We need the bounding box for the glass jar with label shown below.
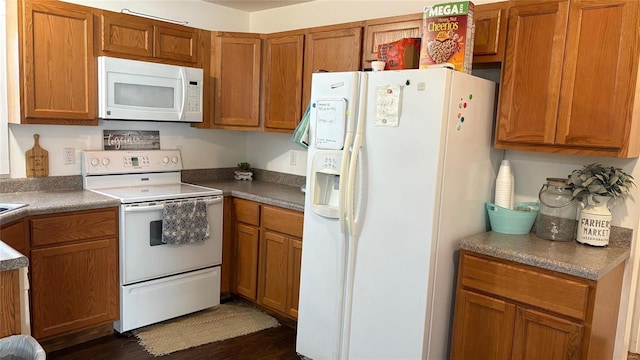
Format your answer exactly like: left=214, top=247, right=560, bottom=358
left=536, top=178, right=579, bottom=241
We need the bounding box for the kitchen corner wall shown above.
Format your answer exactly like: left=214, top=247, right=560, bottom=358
left=8, top=121, right=247, bottom=177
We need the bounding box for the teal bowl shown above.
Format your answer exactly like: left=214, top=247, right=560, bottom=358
left=486, top=202, right=539, bottom=235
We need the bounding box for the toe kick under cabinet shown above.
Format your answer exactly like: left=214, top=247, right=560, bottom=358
left=451, top=250, right=624, bottom=360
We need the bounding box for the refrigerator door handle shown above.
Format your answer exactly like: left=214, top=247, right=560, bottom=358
left=346, top=75, right=367, bottom=237
left=339, top=132, right=353, bottom=234
left=346, top=133, right=362, bottom=237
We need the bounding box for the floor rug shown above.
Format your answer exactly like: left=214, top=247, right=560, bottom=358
left=133, top=302, right=280, bottom=356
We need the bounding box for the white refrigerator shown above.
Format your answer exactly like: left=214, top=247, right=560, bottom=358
left=296, top=68, right=502, bottom=359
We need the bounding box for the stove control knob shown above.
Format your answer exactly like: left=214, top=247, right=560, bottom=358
left=90, top=158, right=99, bottom=167
left=171, top=156, right=179, bottom=164
left=101, top=158, right=110, bottom=166
left=162, top=156, right=170, bottom=164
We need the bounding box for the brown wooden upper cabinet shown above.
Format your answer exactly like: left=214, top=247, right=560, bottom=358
left=261, top=31, right=305, bottom=132
left=9, top=0, right=97, bottom=125
left=210, top=33, right=262, bottom=130
left=359, top=4, right=508, bottom=69
left=495, top=0, right=640, bottom=158
left=98, top=11, right=200, bottom=65
left=302, top=25, right=363, bottom=114
left=361, top=14, right=422, bottom=70
left=472, top=1, right=509, bottom=63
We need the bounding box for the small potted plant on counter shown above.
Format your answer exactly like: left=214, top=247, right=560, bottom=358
left=234, top=162, right=253, bottom=181
left=567, top=163, right=634, bottom=246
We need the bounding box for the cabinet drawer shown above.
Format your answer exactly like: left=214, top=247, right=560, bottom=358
left=235, top=199, right=260, bottom=226
left=31, top=208, right=118, bottom=247
left=459, top=252, right=590, bottom=320
left=262, top=206, right=303, bottom=238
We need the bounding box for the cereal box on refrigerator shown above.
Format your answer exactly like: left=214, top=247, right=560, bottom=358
left=419, top=1, right=475, bottom=73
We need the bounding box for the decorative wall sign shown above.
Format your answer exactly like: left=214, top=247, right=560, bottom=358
left=103, top=130, right=161, bottom=150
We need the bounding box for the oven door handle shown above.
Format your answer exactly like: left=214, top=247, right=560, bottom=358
left=124, top=204, right=165, bottom=213
left=123, top=197, right=223, bottom=213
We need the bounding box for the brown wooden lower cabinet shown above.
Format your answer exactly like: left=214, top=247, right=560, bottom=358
left=232, top=198, right=303, bottom=320
left=0, top=269, right=21, bottom=337
left=29, top=207, right=119, bottom=351
left=451, top=250, right=624, bottom=360
left=234, top=222, right=260, bottom=301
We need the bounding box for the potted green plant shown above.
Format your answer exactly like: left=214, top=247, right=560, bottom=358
left=566, top=163, right=634, bottom=246
left=234, top=162, right=253, bottom=181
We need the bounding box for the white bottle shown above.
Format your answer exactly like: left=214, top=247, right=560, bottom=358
left=495, top=160, right=514, bottom=209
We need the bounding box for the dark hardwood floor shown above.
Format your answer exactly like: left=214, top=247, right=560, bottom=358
left=48, top=323, right=299, bottom=360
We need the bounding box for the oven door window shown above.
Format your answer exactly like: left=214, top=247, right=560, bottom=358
left=149, top=219, right=164, bottom=246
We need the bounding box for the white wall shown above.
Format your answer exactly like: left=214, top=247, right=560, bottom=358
left=249, top=0, right=497, bottom=33
left=246, top=132, right=308, bottom=176
left=9, top=121, right=247, bottom=177
left=62, top=0, right=250, bottom=31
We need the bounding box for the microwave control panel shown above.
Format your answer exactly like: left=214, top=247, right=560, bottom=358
left=187, top=81, right=201, bottom=112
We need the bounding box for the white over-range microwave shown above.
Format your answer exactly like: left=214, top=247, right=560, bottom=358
left=98, top=56, right=203, bottom=123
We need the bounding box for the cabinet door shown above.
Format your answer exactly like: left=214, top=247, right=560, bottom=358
left=258, top=231, right=288, bottom=313
left=555, top=0, right=639, bottom=151
left=262, top=33, right=304, bottom=132
left=287, top=238, right=302, bottom=319
left=361, top=14, right=422, bottom=69
left=213, top=34, right=261, bottom=128
left=0, top=270, right=20, bottom=337
left=99, top=12, right=153, bottom=57
left=20, top=0, right=96, bottom=124
left=154, top=25, right=198, bottom=63
left=473, top=2, right=508, bottom=63
left=511, top=307, right=583, bottom=360
left=30, top=239, right=118, bottom=339
left=302, top=27, right=362, bottom=110
left=450, top=289, right=516, bottom=360
left=234, top=223, right=260, bottom=300
left=0, top=219, right=28, bottom=255
left=496, top=1, right=569, bottom=145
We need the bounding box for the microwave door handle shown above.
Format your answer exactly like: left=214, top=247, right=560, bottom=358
left=179, top=67, right=187, bottom=120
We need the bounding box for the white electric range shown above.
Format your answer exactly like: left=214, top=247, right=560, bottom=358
left=82, top=149, right=223, bottom=333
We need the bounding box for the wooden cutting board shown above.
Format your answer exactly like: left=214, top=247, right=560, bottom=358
left=26, top=134, right=49, bottom=177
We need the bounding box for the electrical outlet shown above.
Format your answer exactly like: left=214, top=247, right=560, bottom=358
left=290, top=151, right=297, bottom=166
left=63, top=148, right=75, bottom=165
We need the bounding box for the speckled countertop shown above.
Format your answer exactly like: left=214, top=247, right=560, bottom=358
left=0, top=241, right=28, bottom=271
left=0, top=190, right=121, bottom=271
left=459, top=231, right=630, bottom=280
left=189, top=180, right=305, bottom=212
left=0, top=178, right=304, bottom=270
left=0, top=190, right=121, bottom=225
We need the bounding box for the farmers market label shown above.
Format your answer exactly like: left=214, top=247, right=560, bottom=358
left=577, top=214, right=611, bottom=246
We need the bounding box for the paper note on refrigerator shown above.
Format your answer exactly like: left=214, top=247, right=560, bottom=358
left=375, top=85, right=401, bottom=127
left=315, top=99, right=347, bottom=150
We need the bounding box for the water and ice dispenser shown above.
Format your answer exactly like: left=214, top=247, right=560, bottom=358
left=310, top=151, right=343, bottom=218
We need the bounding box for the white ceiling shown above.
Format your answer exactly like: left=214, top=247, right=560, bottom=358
left=203, top=0, right=313, bottom=12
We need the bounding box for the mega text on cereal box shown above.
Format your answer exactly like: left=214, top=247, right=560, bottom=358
left=419, top=1, right=474, bottom=73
